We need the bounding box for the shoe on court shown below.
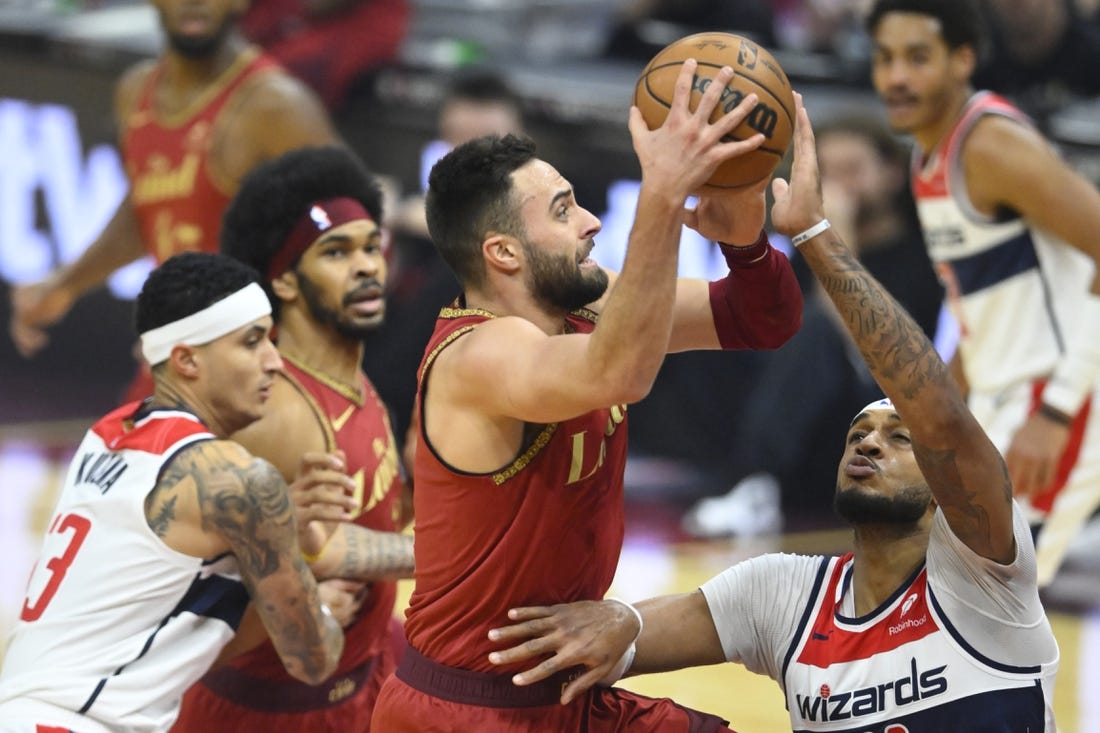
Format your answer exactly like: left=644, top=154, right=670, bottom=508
left=682, top=473, right=783, bottom=539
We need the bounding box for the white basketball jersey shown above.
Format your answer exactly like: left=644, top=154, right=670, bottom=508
left=912, top=91, right=1095, bottom=395
left=783, top=554, right=1051, bottom=732
left=0, top=404, right=249, bottom=733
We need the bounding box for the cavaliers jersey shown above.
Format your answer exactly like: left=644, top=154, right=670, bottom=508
left=222, top=356, right=404, bottom=679
left=404, top=304, right=629, bottom=673
left=121, top=48, right=279, bottom=262
left=911, top=91, right=1095, bottom=395
left=702, top=504, right=1058, bottom=731
left=0, top=404, right=249, bottom=732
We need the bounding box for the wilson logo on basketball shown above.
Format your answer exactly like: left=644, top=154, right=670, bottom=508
left=690, top=76, right=780, bottom=140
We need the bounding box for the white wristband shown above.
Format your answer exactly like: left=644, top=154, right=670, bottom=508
left=1042, top=293, right=1100, bottom=416
left=606, top=597, right=643, bottom=641
left=598, top=642, right=637, bottom=686
left=791, top=218, right=831, bottom=247
left=599, top=597, right=643, bottom=686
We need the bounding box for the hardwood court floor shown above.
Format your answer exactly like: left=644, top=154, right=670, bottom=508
left=2, top=425, right=1098, bottom=731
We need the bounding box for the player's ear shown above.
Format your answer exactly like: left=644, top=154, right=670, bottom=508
left=270, top=271, right=298, bottom=303
left=482, top=233, right=520, bottom=275
left=167, top=344, right=200, bottom=379
left=950, top=43, right=976, bottom=83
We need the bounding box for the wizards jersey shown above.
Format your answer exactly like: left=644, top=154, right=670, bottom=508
left=0, top=404, right=249, bottom=732
left=701, top=504, right=1058, bottom=732
left=911, top=91, right=1094, bottom=395
left=782, top=554, right=1049, bottom=731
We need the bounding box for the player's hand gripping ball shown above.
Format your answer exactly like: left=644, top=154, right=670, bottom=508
left=633, top=32, right=795, bottom=189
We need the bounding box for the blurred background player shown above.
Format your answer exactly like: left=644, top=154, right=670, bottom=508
left=9, top=0, right=339, bottom=401
left=867, top=0, right=1100, bottom=587
left=0, top=252, right=344, bottom=733
left=172, top=146, right=412, bottom=732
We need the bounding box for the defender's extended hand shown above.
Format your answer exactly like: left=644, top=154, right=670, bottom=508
left=487, top=600, right=639, bottom=705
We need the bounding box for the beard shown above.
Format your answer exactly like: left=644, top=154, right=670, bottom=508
left=164, top=14, right=237, bottom=59
left=296, top=271, right=384, bottom=341
left=523, top=239, right=609, bottom=313
left=833, top=483, right=930, bottom=526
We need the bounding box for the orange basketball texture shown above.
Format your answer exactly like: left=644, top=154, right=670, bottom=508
left=633, top=32, right=795, bottom=189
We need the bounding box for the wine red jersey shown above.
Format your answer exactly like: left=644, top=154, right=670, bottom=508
left=227, top=356, right=404, bottom=678
left=121, top=48, right=279, bottom=262
left=404, top=304, right=629, bottom=673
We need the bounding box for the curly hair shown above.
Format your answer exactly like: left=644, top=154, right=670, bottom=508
left=865, top=0, right=984, bottom=52
left=220, top=146, right=383, bottom=305
left=425, top=134, right=537, bottom=289
left=134, top=251, right=261, bottom=335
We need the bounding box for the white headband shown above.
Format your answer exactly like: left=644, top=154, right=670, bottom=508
left=858, top=398, right=896, bottom=414
left=140, top=282, right=271, bottom=365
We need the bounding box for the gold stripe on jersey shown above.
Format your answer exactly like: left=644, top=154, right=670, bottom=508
left=491, top=423, right=558, bottom=486
left=438, top=305, right=497, bottom=320
left=281, top=352, right=364, bottom=406
left=277, top=370, right=337, bottom=451
left=418, top=325, right=477, bottom=383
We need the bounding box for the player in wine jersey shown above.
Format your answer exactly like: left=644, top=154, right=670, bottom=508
left=0, top=252, right=344, bottom=733
left=865, top=0, right=1100, bottom=587
left=370, top=61, right=803, bottom=732
left=9, top=0, right=339, bottom=399
left=170, top=146, right=413, bottom=732
left=487, top=95, right=1060, bottom=733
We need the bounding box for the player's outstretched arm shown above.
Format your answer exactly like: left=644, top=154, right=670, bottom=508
left=160, top=440, right=344, bottom=684
left=487, top=592, right=722, bottom=704
left=772, top=95, right=1014, bottom=563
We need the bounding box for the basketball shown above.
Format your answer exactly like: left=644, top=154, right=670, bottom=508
left=633, top=32, right=795, bottom=189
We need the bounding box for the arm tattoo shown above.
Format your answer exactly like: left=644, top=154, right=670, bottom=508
left=162, top=443, right=292, bottom=580
left=148, top=494, right=177, bottom=538
left=803, top=235, right=1014, bottom=557
left=160, top=441, right=343, bottom=682
left=335, top=527, right=415, bottom=580
left=815, top=249, right=948, bottom=403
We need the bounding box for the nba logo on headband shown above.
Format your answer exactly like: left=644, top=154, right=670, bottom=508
left=310, top=205, right=333, bottom=231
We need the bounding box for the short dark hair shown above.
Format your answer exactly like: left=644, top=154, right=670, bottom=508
left=134, top=252, right=261, bottom=335
left=425, top=134, right=537, bottom=288
left=865, top=0, right=984, bottom=52
left=220, top=145, right=383, bottom=311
